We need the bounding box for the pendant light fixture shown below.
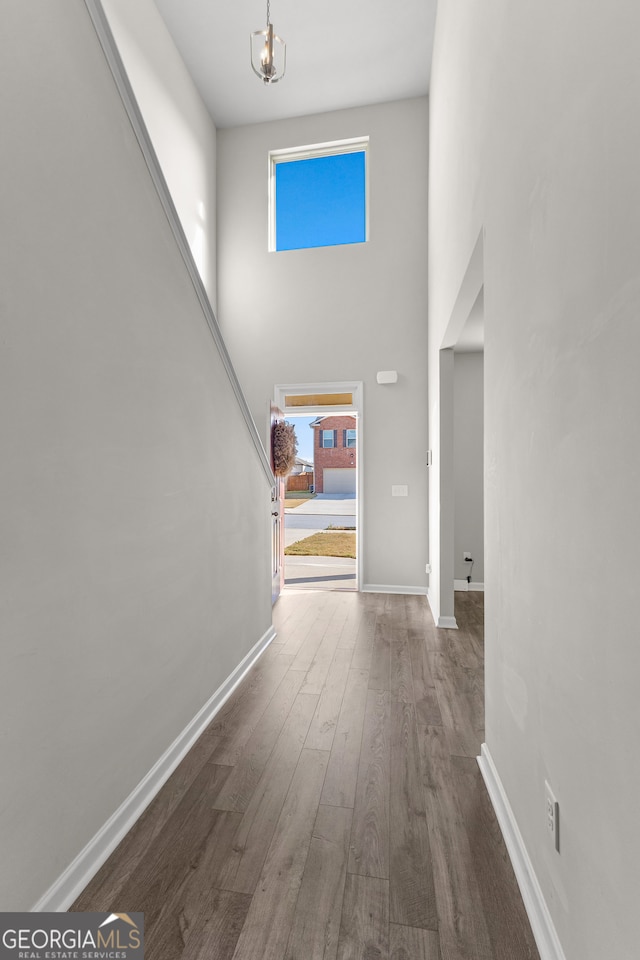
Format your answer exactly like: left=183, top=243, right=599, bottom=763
left=250, top=0, right=286, bottom=84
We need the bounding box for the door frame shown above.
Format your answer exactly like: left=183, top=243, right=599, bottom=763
left=430, top=228, right=484, bottom=627
left=274, top=380, right=363, bottom=592
left=269, top=403, right=285, bottom=605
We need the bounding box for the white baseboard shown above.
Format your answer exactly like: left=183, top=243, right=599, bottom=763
left=427, top=587, right=437, bottom=622
left=426, top=590, right=458, bottom=627
left=33, top=624, right=277, bottom=912
left=477, top=744, right=567, bottom=960
left=362, top=584, right=428, bottom=596
left=454, top=579, right=485, bottom=592
left=436, top=615, right=458, bottom=629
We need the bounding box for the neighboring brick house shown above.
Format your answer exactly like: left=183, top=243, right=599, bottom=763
left=310, top=416, right=357, bottom=494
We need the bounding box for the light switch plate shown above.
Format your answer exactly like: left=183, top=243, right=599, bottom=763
left=392, top=485, right=408, bottom=497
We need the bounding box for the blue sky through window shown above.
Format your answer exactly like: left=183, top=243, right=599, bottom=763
left=286, top=416, right=315, bottom=462
left=275, top=151, right=366, bottom=251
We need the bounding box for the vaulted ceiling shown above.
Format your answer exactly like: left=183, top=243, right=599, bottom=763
left=155, top=0, right=437, bottom=129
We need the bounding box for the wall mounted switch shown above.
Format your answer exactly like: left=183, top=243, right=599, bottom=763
left=392, top=485, right=408, bottom=497
left=545, top=780, right=560, bottom=852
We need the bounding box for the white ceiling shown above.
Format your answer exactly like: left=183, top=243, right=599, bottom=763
left=154, top=0, right=436, bottom=129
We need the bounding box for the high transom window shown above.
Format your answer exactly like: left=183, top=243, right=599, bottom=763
left=269, top=138, right=369, bottom=252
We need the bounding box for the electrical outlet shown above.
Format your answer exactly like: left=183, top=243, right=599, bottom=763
left=545, top=780, right=560, bottom=852
left=425, top=563, right=432, bottom=574
left=463, top=551, right=473, bottom=562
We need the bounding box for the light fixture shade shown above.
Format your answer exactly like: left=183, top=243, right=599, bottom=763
left=250, top=23, right=286, bottom=84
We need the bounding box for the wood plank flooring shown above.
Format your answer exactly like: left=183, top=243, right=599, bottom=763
left=72, top=590, right=539, bottom=960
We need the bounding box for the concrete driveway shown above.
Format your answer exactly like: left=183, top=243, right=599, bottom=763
left=284, top=493, right=357, bottom=530
left=284, top=494, right=356, bottom=531
left=285, top=494, right=356, bottom=516
left=285, top=513, right=355, bottom=531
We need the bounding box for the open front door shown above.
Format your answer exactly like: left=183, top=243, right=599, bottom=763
left=270, top=404, right=285, bottom=604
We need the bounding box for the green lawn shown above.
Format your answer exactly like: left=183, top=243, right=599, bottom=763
left=285, top=531, right=356, bottom=559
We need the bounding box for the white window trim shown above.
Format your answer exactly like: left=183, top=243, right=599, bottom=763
left=268, top=137, right=370, bottom=253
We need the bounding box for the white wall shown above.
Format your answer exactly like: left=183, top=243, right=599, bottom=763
left=430, top=2, right=640, bottom=958
left=453, top=352, right=484, bottom=583
left=217, top=99, right=429, bottom=590
left=0, top=0, right=271, bottom=909
left=101, top=0, right=218, bottom=308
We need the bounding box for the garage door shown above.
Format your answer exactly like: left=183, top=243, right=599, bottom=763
left=323, top=468, right=357, bottom=495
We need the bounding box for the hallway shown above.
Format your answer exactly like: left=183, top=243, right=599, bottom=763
left=73, top=591, right=538, bottom=960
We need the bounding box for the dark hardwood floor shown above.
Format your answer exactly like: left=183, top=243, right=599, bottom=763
left=72, top=590, right=540, bottom=960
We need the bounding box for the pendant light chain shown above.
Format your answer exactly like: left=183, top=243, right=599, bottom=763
left=250, top=0, right=286, bottom=84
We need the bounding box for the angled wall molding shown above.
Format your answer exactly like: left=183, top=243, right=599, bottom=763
left=441, top=229, right=485, bottom=350
left=83, top=0, right=274, bottom=487
left=478, top=744, right=567, bottom=960
left=33, top=625, right=276, bottom=912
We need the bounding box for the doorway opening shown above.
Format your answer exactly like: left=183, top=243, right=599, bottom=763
left=453, top=322, right=484, bottom=596
left=274, top=382, right=363, bottom=592
left=432, top=229, right=484, bottom=628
